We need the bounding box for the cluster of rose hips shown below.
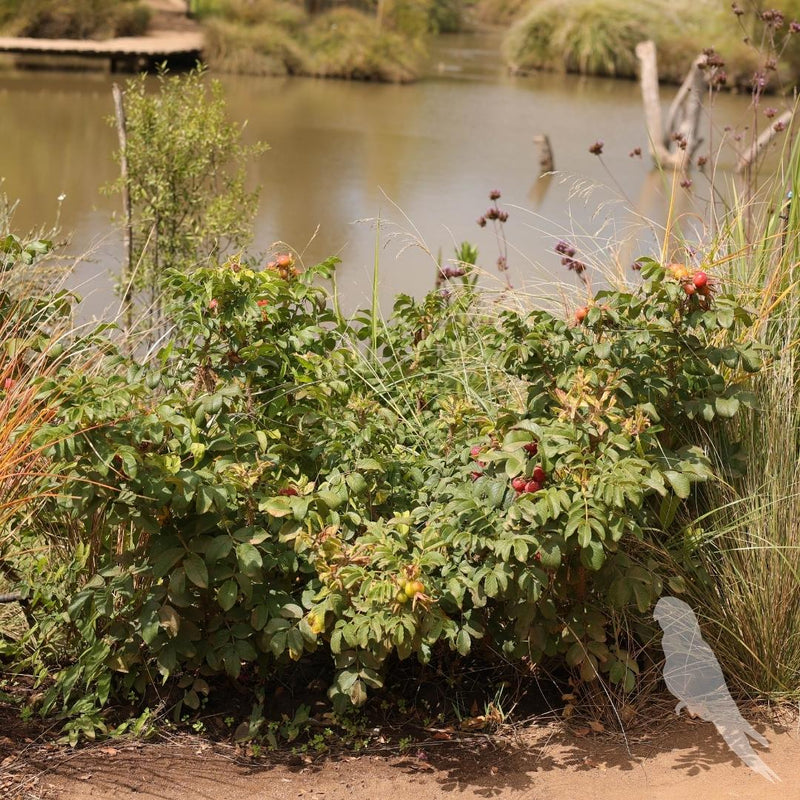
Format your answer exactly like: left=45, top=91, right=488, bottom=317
left=666, top=264, right=714, bottom=303
left=469, top=444, right=486, bottom=480
left=395, top=578, right=425, bottom=605
left=511, top=441, right=547, bottom=495
left=267, top=252, right=298, bottom=280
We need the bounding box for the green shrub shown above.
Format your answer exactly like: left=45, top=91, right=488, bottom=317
left=202, top=3, right=422, bottom=82
left=503, top=0, right=660, bottom=78
left=303, top=7, right=421, bottom=82
left=471, top=0, right=528, bottom=26
left=204, top=18, right=310, bottom=75
left=1, top=0, right=150, bottom=40
left=20, top=246, right=763, bottom=737
left=502, top=0, right=800, bottom=85
left=108, top=68, right=267, bottom=333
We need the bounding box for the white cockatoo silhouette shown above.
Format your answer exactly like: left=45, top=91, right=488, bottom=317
left=654, top=596, right=779, bottom=783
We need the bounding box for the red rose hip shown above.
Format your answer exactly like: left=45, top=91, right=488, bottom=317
left=511, top=476, right=527, bottom=493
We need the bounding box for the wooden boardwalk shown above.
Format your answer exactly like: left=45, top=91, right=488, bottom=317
left=0, top=30, right=203, bottom=71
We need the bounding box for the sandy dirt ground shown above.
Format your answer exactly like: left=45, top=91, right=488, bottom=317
left=4, top=716, right=800, bottom=800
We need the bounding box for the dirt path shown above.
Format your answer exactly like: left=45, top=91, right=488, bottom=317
left=5, top=717, right=800, bottom=800
left=145, top=1, right=202, bottom=36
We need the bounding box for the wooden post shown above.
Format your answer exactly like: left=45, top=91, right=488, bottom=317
left=533, top=134, right=554, bottom=173
left=635, top=41, right=671, bottom=167
left=737, top=110, right=793, bottom=173
left=112, top=83, right=134, bottom=333
left=636, top=41, right=707, bottom=172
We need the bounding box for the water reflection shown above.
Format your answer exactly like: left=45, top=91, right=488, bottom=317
left=0, top=35, right=771, bottom=322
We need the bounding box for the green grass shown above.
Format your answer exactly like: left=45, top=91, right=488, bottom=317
left=0, top=0, right=150, bottom=40
left=503, top=0, right=791, bottom=86
left=639, top=128, right=800, bottom=702
left=203, top=3, right=423, bottom=82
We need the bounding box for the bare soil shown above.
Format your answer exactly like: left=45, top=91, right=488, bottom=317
left=3, top=707, right=799, bottom=800
left=145, top=1, right=201, bottom=36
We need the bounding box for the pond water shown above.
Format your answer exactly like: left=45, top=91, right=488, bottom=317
left=0, top=33, right=770, bottom=321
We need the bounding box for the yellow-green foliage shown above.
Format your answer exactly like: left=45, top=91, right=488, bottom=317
left=304, top=7, right=421, bottom=82
left=471, top=0, right=529, bottom=26
left=0, top=0, right=150, bottom=40
left=503, top=0, right=658, bottom=79
left=203, top=17, right=308, bottom=76
left=203, top=2, right=423, bottom=81
left=504, top=0, right=800, bottom=85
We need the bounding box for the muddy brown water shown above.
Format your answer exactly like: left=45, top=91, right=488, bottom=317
left=0, top=34, right=770, bottom=322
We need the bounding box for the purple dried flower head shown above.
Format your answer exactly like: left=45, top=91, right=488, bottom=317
left=588, top=140, right=604, bottom=155
left=564, top=258, right=587, bottom=275
left=489, top=189, right=501, bottom=201
left=712, top=70, right=728, bottom=87
left=629, top=147, right=642, bottom=158
left=555, top=240, right=577, bottom=258
left=752, top=70, right=767, bottom=89
left=761, top=8, right=784, bottom=27
left=724, top=125, right=732, bottom=132
left=703, top=48, right=725, bottom=68
left=764, top=107, right=778, bottom=119
left=774, top=120, right=787, bottom=132
left=697, top=154, right=708, bottom=167
left=498, top=210, right=509, bottom=223
left=671, top=131, right=688, bottom=150
left=485, top=207, right=499, bottom=221
left=496, top=256, right=508, bottom=272
left=440, top=287, right=452, bottom=301
left=731, top=1, right=744, bottom=16
left=791, top=20, right=800, bottom=33
left=765, top=57, right=778, bottom=71
left=477, top=216, right=487, bottom=228
left=680, top=178, right=693, bottom=189
left=442, top=265, right=466, bottom=279
left=631, top=260, right=643, bottom=272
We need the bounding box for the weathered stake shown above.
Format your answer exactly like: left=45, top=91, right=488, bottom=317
left=112, top=83, right=134, bottom=334
left=635, top=40, right=705, bottom=172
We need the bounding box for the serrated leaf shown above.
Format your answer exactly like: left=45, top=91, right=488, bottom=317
left=158, top=605, right=180, bottom=637
left=183, top=554, right=208, bottom=588
left=236, top=543, right=263, bottom=576
left=345, top=472, right=367, bottom=495
left=349, top=678, right=368, bottom=706
left=665, top=470, right=691, bottom=499
left=206, top=535, right=232, bottom=562
left=715, top=396, right=740, bottom=418
left=217, top=580, right=238, bottom=611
